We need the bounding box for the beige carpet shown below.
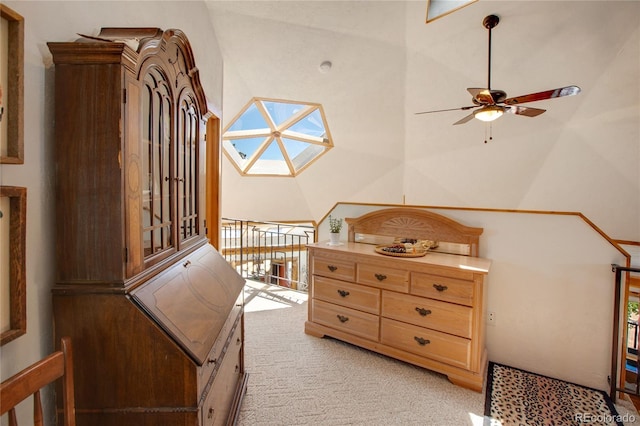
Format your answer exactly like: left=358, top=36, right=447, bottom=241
left=238, top=282, right=486, bottom=425
left=237, top=282, right=639, bottom=425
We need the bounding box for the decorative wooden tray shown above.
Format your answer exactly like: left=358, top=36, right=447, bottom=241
left=374, top=245, right=428, bottom=258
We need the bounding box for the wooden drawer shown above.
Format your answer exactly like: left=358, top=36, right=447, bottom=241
left=197, top=295, right=243, bottom=396
left=312, top=255, right=356, bottom=281
left=311, top=299, right=379, bottom=341
left=201, top=343, right=243, bottom=426
left=411, top=272, right=475, bottom=306
left=312, top=276, right=380, bottom=314
left=357, top=263, right=409, bottom=293
left=381, top=318, right=471, bottom=369
left=381, top=291, right=472, bottom=338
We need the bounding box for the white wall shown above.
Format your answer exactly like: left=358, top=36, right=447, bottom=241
left=323, top=203, right=628, bottom=391
left=212, top=1, right=408, bottom=221
left=404, top=0, right=640, bottom=243
left=0, top=1, right=223, bottom=423
left=214, top=1, right=640, bottom=242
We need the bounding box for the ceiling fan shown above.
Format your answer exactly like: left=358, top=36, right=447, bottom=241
left=416, top=14, right=581, bottom=125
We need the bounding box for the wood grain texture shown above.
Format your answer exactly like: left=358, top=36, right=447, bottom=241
left=307, top=209, right=490, bottom=392
left=48, top=28, right=243, bottom=425
left=346, top=207, right=483, bottom=257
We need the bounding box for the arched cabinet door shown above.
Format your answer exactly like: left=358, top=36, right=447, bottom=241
left=139, top=65, right=176, bottom=268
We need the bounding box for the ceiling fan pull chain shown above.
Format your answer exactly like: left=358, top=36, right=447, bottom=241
left=484, top=123, right=494, bottom=144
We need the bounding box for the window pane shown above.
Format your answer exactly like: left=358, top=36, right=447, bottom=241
left=247, top=139, right=289, bottom=175
left=289, top=109, right=326, bottom=138
left=261, top=100, right=304, bottom=127
left=229, top=102, right=270, bottom=132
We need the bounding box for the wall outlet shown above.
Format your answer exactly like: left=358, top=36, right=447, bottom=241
left=487, top=311, right=496, bottom=326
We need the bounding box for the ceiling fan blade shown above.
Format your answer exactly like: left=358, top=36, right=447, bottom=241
left=415, top=106, right=477, bottom=115
left=505, top=105, right=546, bottom=117
left=453, top=113, right=476, bottom=125
left=503, top=85, right=581, bottom=106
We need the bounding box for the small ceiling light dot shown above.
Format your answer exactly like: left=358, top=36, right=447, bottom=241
left=319, top=60, right=332, bottom=73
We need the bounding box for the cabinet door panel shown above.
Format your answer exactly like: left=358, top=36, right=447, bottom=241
left=177, top=95, right=201, bottom=245
left=141, top=67, right=174, bottom=262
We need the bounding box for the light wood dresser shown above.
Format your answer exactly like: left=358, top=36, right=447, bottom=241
left=305, top=208, right=491, bottom=391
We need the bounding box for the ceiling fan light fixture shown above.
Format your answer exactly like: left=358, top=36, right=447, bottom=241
left=474, top=106, right=504, bottom=122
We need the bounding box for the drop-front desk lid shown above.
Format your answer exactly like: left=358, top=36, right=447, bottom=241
left=131, top=243, right=245, bottom=365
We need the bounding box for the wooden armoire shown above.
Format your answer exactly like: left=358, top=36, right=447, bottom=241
left=48, top=28, right=247, bottom=425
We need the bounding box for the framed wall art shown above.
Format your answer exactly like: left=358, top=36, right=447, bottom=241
left=1, top=186, right=26, bottom=345
left=0, top=4, right=24, bottom=164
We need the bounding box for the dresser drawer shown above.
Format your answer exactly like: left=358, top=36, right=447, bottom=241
left=411, top=272, right=475, bottom=306
left=357, top=263, right=409, bottom=293
left=201, top=343, right=243, bottom=426
left=381, top=318, right=471, bottom=369
left=311, top=299, right=379, bottom=341
left=313, top=276, right=380, bottom=314
left=381, top=291, right=472, bottom=338
left=197, top=295, right=243, bottom=396
left=312, top=255, right=356, bottom=281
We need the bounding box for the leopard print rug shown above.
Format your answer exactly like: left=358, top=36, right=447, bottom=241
left=484, top=362, right=623, bottom=425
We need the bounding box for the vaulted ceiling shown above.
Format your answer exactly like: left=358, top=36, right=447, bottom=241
left=206, top=0, right=640, bottom=240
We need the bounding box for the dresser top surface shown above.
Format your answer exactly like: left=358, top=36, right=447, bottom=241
left=308, top=241, right=491, bottom=274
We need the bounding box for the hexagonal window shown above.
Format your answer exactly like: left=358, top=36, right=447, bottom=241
left=222, top=98, right=334, bottom=176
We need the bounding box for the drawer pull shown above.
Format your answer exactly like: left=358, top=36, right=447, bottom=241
left=415, top=307, right=432, bottom=317
left=375, top=273, right=387, bottom=282
left=414, top=336, right=430, bottom=346
left=236, top=337, right=241, bottom=345
left=208, top=407, right=214, bottom=419
left=337, top=289, right=350, bottom=297
left=207, top=357, right=217, bottom=365
left=328, top=265, right=338, bottom=272
left=183, top=260, right=191, bottom=268
left=235, top=365, right=240, bottom=372
left=433, top=284, right=448, bottom=292
left=337, top=315, right=349, bottom=323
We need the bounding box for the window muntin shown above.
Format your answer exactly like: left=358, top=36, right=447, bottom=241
left=223, top=98, right=333, bottom=176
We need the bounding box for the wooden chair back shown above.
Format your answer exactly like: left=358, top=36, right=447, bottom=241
left=0, top=337, right=76, bottom=426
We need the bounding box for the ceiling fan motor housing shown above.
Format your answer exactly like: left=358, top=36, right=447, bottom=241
left=483, top=14, right=500, bottom=30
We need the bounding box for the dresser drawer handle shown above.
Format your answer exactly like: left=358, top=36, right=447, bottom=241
left=414, top=336, right=430, bottom=346
left=183, top=260, right=191, bottom=268
left=208, top=407, right=214, bottom=419
left=375, top=273, right=387, bottom=281
left=415, top=307, right=432, bottom=317
left=337, top=289, right=350, bottom=297
left=207, top=357, right=217, bottom=365
left=328, top=265, right=338, bottom=272
left=433, top=284, right=448, bottom=292
left=337, top=315, right=349, bottom=323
